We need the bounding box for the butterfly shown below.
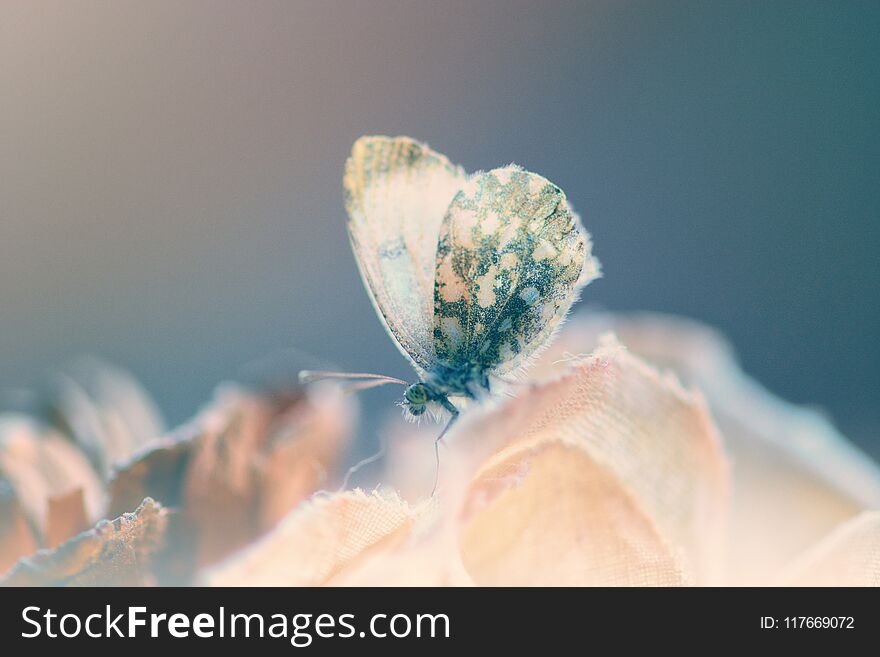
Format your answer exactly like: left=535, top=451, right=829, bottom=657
left=301, top=136, right=600, bottom=487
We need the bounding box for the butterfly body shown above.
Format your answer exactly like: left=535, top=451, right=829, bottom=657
left=401, top=360, right=491, bottom=418
left=316, top=136, right=600, bottom=432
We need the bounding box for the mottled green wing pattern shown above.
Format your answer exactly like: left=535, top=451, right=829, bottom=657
left=433, top=166, right=600, bottom=376
left=345, top=136, right=467, bottom=374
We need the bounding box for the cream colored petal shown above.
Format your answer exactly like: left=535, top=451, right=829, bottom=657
left=460, top=441, right=689, bottom=585
left=45, top=488, right=90, bottom=549
left=541, top=312, right=880, bottom=584
left=0, top=415, right=105, bottom=534
left=182, top=385, right=354, bottom=566
left=0, top=485, right=38, bottom=574
left=325, top=504, right=470, bottom=586
left=48, top=358, right=165, bottom=480
left=107, top=383, right=354, bottom=571
left=448, top=335, right=729, bottom=585
left=781, top=511, right=880, bottom=586
left=181, top=386, right=283, bottom=565
left=203, top=489, right=428, bottom=586
left=258, top=385, right=353, bottom=529
left=0, top=497, right=168, bottom=587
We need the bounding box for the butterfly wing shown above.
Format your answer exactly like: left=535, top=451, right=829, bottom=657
left=432, top=166, right=600, bottom=376
left=345, top=136, right=467, bottom=375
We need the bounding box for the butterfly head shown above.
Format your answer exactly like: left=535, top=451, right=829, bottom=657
left=401, top=380, right=461, bottom=422
left=402, top=382, right=431, bottom=417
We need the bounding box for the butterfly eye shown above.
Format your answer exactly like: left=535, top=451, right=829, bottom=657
left=405, top=383, right=429, bottom=405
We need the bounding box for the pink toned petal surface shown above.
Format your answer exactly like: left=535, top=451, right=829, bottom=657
left=107, top=384, right=354, bottom=571
left=0, top=415, right=104, bottom=537
left=204, top=490, right=427, bottom=586
left=781, top=511, right=880, bottom=586
left=0, top=497, right=168, bottom=587
left=0, top=484, right=38, bottom=574
left=542, top=313, right=880, bottom=584
left=449, top=336, right=728, bottom=585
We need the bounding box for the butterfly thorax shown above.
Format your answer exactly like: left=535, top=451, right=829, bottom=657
left=402, top=362, right=489, bottom=419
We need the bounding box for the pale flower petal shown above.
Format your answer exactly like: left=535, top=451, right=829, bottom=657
left=226, top=334, right=729, bottom=587
left=781, top=511, right=880, bottom=586
left=0, top=415, right=105, bottom=534
left=48, top=357, right=165, bottom=479
left=450, top=335, right=728, bottom=585
left=0, top=484, right=38, bottom=573
left=109, top=383, right=354, bottom=570
left=45, top=488, right=90, bottom=549
left=0, top=497, right=168, bottom=587
left=459, top=441, right=689, bottom=585
left=541, top=313, right=880, bottom=584
left=204, top=490, right=428, bottom=586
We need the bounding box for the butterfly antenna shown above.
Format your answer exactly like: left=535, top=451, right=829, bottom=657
left=431, top=409, right=460, bottom=497
left=339, top=378, right=406, bottom=394
left=298, top=370, right=407, bottom=386
left=338, top=432, right=388, bottom=492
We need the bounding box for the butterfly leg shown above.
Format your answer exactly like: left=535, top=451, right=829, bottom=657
left=338, top=432, right=388, bottom=492
left=481, top=370, right=491, bottom=391
left=431, top=406, right=460, bottom=497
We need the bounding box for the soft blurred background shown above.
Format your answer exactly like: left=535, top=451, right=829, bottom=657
left=1, top=1, right=878, bottom=460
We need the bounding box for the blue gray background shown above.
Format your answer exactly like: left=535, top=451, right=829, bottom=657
left=1, top=1, right=878, bottom=457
